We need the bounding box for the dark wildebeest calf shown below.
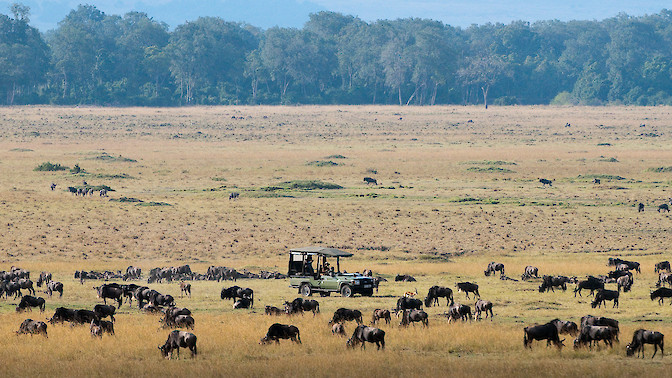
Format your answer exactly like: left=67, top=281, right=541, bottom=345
left=626, top=329, right=664, bottom=358
left=399, top=309, right=428, bottom=327
left=347, top=325, right=385, bottom=350
left=424, top=286, right=453, bottom=307
left=265, top=306, right=284, bottom=316
left=17, top=319, right=48, bottom=337
left=260, top=323, right=301, bottom=345
left=456, top=282, right=480, bottom=299
left=159, top=330, right=197, bottom=358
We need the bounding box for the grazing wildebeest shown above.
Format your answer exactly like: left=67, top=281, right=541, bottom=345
left=591, top=289, right=619, bottom=308
left=550, top=319, right=578, bottom=337
left=593, top=178, right=600, bottom=184
left=394, top=274, right=416, bottom=282
left=259, top=323, right=301, bottom=345
left=229, top=192, right=239, bottom=200
left=400, top=309, right=429, bottom=327
left=179, top=282, right=191, bottom=298
left=447, top=303, right=472, bottom=323
left=617, top=275, right=633, bottom=293
left=162, top=307, right=192, bottom=327
left=539, top=178, right=553, bottom=187
left=90, top=319, right=114, bottom=337
left=424, top=286, right=454, bottom=307
left=659, top=204, right=669, bottom=213
left=159, top=330, right=198, bottom=358
left=330, top=308, right=363, bottom=324
left=574, top=325, right=618, bottom=349
left=46, top=281, right=63, bottom=297
left=396, top=297, right=422, bottom=313
left=50, top=182, right=57, bottom=191
left=372, top=309, right=391, bottom=325
left=346, top=325, right=385, bottom=350
left=265, top=306, right=284, bottom=316
left=474, top=299, right=494, bottom=321
left=656, top=272, right=672, bottom=288
left=220, top=286, right=254, bottom=307
left=574, top=277, right=604, bottom=297
left=484, top=262, right=505, bottom=277
left=626, top=329, right=664, bottom=358
left=171, top=315, right=195, bottom=330
left=15, top=278, right=35, bottom=296
left=93, top=304, right=116, bottom=322
left=150, top=292, right=174, bottom=307
left=36, top=271, right=52, bottom=287
left=650, top=287, right=672, bottom=305
left=124, top=266, right=141, bottom=280
left=638, top=203, right=645, bottom=212
left=17, top=319, right=48, bottom=338
left=16, top=295, right=45, bottom=312
left=521, top=266, right=539, bottom=280
left=95, top=284, right=123, bottom=307
left=74, top=309, right=98, bottom=324
left=456, top=282, right=480, bottom=299
left=523, top=322, right=563, bottom=349
left=581, top=315, right=619, bottom=336
left=48, top=307, right=77, bottom=324
left=233, top=297, right=252, bottom=309
left=332, top=323, right=346, bottom=336
left=655, top=261, right=671, bottom=273
left=363, top=177, right=378, bottom=185
left=608, top=269, right=632, bottom=280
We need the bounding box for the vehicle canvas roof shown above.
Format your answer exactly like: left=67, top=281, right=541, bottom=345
left=289, top=246, right=353, bottom=257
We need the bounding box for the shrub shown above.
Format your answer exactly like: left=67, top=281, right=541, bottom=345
left=261, top=180, right=343, bottom=191
left=34, top=162, right=68, bottom=171
left=550, top=91, right=577, bottom=105
left=493, top=96, right=518, bottom=106
left=647, top=167, right=672, bottom=173
left=467, top=167, right=514, bottom=173
left=306, top=160, right=340, bottom=167
left=324, top=154, right=347, bottom=159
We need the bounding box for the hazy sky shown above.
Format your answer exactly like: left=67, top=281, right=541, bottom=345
left=2, top=0, right=670, bottom=31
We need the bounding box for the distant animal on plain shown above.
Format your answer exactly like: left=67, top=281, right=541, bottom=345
left=539, top=178, right=553, bottom=187
left=363, top=177, right=378, bottom=185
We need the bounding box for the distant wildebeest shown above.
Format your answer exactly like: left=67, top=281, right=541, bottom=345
left=229, top=192, right=239, bottom=200
left=46, top=281, right=63, bottom=297
left=90, top=319, right=114, bottom=337
left=655, top=261, right=671, bottom=273
left=372, top=309, right=391, bottom=325
left=484, top=262, right=505, bottom=277
left=16, top=295, right=45, bottom=312
left=474, top=299, right=494, bottom=321
left=363, top=177, right=378, bottom=185
left=347, top=325, right=385, bottom=350
left=617, top=275, right=633, bottom=293
left=94, top=284, right=123, bottom=307
left=521, top=266, right=539, bottom=280
left=394, top=274, right=416, bottom=282
left=265, top=306, right=284, bottom=316
left=260, top=323, right=301, bottom=345
left=330, top=308, right=363, bottom=325
left=399, top=309, right=428, bottom=327
left=396, top=296, right=422, bottom=312
left=179, top=282, right=191, bottom=297
left=332, top=323, right=346, bottom=336
left=591, top=289, right=619, bottom=308
left=220, top=286, right=254, bottom=307
left=424, top=286, right=454, bottom=307
left=159, top=330, right=198, bottom=358
left=550, top=319, right=578, bottom=337
left=593, top=178, right=600, bottom=184
left=94, top=304, right=116, bottom=322
left=638, top=203, right=645, bottom=212
left=659, top=204, right=670, bottom=213
left=626, top=329, right=664, bottom=358
left=36, top=272, right=52, bottom=287
left=574, top=325, right=618, bottom=349
left=523, top=321, right=564, bottom=349
left=124, top=266, right=141, bottom=280
left=447, top=303, right=472, bottom=323
left=50, top=182, right=56, bottom=191
left=17, top=319, right=48, bottom=338
left=650, top=287, right=672, bottom=305
left=456, top=282, right=480, bottom=299
left=574, top=277, right=604, bottom=297
left=539, top=178, right=553, bottom=187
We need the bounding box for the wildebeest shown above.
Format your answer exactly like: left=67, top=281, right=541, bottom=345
left=363, top=177, right=378, bottom=185
left=521, top=266, right=539, bottom=280
left=474, top=299, right=494, bottom=321
left=48, top=307, right=77, bottom=324
left=574, top=325, right=618, bottom=349
left=372, top=276, right=386, bottom=293
left=171, top=315, right=195, bottom=330
left=284, top=298, right=320, bottom=316
left=396, top=296, right=422, bottom=312
left=90, top=319, right=114, bottom=337
left=484, top=262, right=505, bottom=277
left=550, top=319, right=579, bottom=337
left=574, top=277, right=604, bottom=297
left=346, top=325, right=385, bottom=350
left=658, top=204, right=669, bottom=213
left=124, top=266, right=141, bottom=280
left=74, top=309, right=98, bottom=324
left=179, top=282, right=191, bottom=297
left=626, top=329, right=664, bottom=358
left=95, top=284, right=123, bottom=307
left=16, top=295, right=45, bottom=312
left=447, top=303, right=472, bottom=323
left=46, top=281, right=63, bottom=297
left=372, top=309, right=391, bottom=325
left=638, top=203, right=645, bottom=212
left=260, top=323, right=301, bottom=345
left=94, top=304, right=116, bottom=322
left=591, top=289, right=619, bottom=308
left=424, top=286, right=454, bottom=307
left=229, top=192, right=240, bottom=200
left=399, top=309, right=428, bottom=327
left=539, top=178, right=553, bottom=187
left=330, top=308, right=363, bottom=324
left=265, top=306, right=284, bottom=316
left=159, top=330, right=198, bottom=358
left=523, top=322, right=563, bottom=349
left=220, top=286, right=254, bottom=307
left=150, top=292, right=175, bottom=307
left=456, top=282, right=480, bottom=298
left=593, top=178, right=600, bottom=184
left=15, top=278, right=35, bottom=296
left=17, top=319, right=48, bottom=338
left=581, top=315, right=620, bottom=336
left=656, top=272, right=672, bottom=288
left=162, top=306, right=192, bottom=327
left=36, top=271, right=52, bottom=287
left=233, top=297, right=252, bottom=309
left=332, top=323, right=346, bottom=336
left=650, top=287, right=672, bottom=305
left=655, top=261, right=671, bottom=273
left=617, top=275, right=633, bottom=293
left=394, top=274, right=416, bottom=282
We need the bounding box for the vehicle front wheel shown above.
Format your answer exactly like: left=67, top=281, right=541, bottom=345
left=340, top=285, right=352, bottom=298
left=300, top=284, right=312, bottom=297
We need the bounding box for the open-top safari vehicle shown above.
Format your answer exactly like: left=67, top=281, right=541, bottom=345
left=288, top=246, right=374, bottom=297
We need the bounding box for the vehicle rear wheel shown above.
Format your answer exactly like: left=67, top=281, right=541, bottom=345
left=340, top=285, right=352, bottom=298
left=300, top=284, right=312, bottom=297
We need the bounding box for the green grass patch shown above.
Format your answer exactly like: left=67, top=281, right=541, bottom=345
left=86, top=152, right=137, bottom=162
left=34, top=162, right=68, bottom=171
left=211, top=177, right=227, bottom=181
left=596, top=143, right=612, bottom=146
left=324, top=154, right=347, bottom=159
left=577, top=174, right=625, bottom=181
left=306, top=160, right=341, bottom=167
left=647, top=167, right=672, bottom=173
left=261, top=180, right=343, bottom=191
left=598, top=157, right=619, bottom=162
left=10, top=148, right=33, bottom=152
left=92, top=173, right=135, bottom=179
left=109, top=197, right=142, bottom=203
left=463, top=160, right=517, bottom=166
left=466, top=167, right=515, bottom=173
left=137, top=201, right=171, bottom=207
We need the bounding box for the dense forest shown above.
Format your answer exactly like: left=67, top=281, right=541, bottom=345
left=2, top=3, right=672, bottom=106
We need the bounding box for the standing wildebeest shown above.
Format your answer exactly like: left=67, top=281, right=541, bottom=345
left=17, top=319, right=48, bottom=338
left=15, top=278, right=35, bottom=296
left=159, top=330, right=198, bottom=358
left=656, top=272, right=672, bottom=288
left=539, top=178, right=553, bottom=187
left=474, top=299, right=494, bottom=320
left=229, top=192, right=239, bottom=200
left=363, top=177, right=378, bottom=185
left=332, top=323, right=346, bottom=336
left=220, top=286, right=254, bottom=307
left=233, top=297, right=252, bottom=309
left=179, top=282, right=191, bottom=297
left=424, top=286, right=454, bottom=307
left=456, top=282, right=480, bottom=299
left=650, top=287, right=672, bottom=305
left=447, top=303, right=472, bottom=323
left=259, top=323, right=301, bottom=345
left=658, top=204, right=670, bottom=213
left=396, top=296, right=422, bottom=312
left=16, top=295, right=45, bottom=312
left=94, top=304, right=116, bottom=322
left=550, top=319, right=579, bottom=337
left=124, top=266, right=141, bottom=280
left=400, top=309, right=429, bottom=327
left=46, top=281, right=63, bottom=297
left=617, top=275, right=633, bottom=293
left=581, top=315, right=620, bottom=337
left=574, top=325, right=618, bottom=349
left=626, top=329, right=664, bottom=358
left=150, top=292, right=175, bottom=307
left=521, top=266, right=539, bottom=280
left=95, top=284, right=123, bottom=307
left=285, top=298, right=320, bottom=316
left=484, top=262, right=505, bottom=277
left=330, top=308, right=363, bottom=324
left=574, top=277, right=604, bottom=297
left=48, top=307, right=77, bottom=324
left=90, top=319, right=115, bottom=337
left=523, top=322, right=563, bottom=349
left=655, top=261, right=671, bottom=273
left=346, top=325, right=385, bottom=350
left=50, top=182, right=57, bottom=191
left=591, top=289, right=619, bottom=308
left=74, top=309, right=98, bottom=324
left=372, top=309, right=391, bottom=325
left=593, top=178, right=600, bottom=184
left=638, top=203, right=645, bottom=212
left=36, top=272, right=52, bottom=287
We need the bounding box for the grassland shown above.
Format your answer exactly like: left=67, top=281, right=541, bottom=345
left=1, top=105, right=672, bottom=376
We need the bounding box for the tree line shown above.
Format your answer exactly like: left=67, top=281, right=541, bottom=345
left=2, top=4, right=672, bottom=106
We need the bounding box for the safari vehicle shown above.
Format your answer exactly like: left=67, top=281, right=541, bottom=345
left=288, top=246, right=374, bottom=297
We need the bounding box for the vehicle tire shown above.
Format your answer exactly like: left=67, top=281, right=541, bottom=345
left=340, top=285, right=352, bottom=298
left=300, top=283, right=312, bottom=297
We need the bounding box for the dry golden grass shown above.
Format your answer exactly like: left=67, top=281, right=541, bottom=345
left=1, top=105, right=672, bottom=376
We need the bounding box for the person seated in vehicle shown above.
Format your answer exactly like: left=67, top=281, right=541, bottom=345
left=304, top=256, right=315, bottom=275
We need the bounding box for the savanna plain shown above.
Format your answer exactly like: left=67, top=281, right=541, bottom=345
left=1, top=105, right=672, bottom=377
